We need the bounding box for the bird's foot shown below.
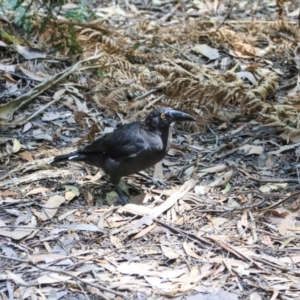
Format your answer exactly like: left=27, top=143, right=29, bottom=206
left=114, top=184, right=129, bottom=205
left=149, top=177, right=169, bottom=189
left=137, top=172, right=169, bottom=189
left=116, top=196, right=128, bottom=205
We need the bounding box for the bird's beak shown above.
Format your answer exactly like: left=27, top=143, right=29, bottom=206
left=170, top=109, right=196, bottom=122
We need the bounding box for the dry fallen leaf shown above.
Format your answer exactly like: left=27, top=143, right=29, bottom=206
left=40, top=195, right=66, bottom=221
left=26, top=187, right=50, bottom=196
left=210, top=169, right=233, bottom=187
left=16, top=45, right=47, bottom=60
left=144, top=276, right=164, bottom=289
left=192, top=44, right=220, bottom=60
left=239, top=144, right=264, bottom=155
left=266, top=209, right=297, bottom=235
left=0, top=227, right=34, bottom=240
left=132, top=223, right=156, bottom=239
left=183, top=242, right=202, bottom=259
left=200, top=164, right=228, bottom=173
left=18, top=150, right=34, bottom=161
left=64, top=185, right=80, bottom=201
left=58, top=209, right=77, bottom=221
left=6, top=271, right=28, bottom=286
left=37, top=274, right=71, bottom=285
left=259, top=183, right=287, bottom=193
left=12, top=138, right=21, bottom=153
left=161, top=245, right=179, bottom=260
left=118, top=262, right=156, bottom=276
left=110, top=235, right=123, bottom=248
left=60, top=223, right=103, bottom=232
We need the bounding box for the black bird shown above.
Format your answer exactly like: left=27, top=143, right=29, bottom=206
left=49, top=107, right=195, bottom=204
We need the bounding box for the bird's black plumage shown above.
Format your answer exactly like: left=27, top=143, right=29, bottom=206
left=49, top=107, right=195, bottom=204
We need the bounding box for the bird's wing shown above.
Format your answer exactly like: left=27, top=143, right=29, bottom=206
left=80, top=122, right=148, bottom=160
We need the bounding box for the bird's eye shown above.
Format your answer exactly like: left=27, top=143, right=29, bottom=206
left=160, top=114, right=166, bottom=119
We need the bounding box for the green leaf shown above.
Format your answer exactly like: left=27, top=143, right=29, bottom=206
left=64, top=185, right=80, bottom=196
left=224, top=182, right=231, bottom=192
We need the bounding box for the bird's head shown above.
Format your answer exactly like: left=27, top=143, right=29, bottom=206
left=144, top=107, right=196, bottom=129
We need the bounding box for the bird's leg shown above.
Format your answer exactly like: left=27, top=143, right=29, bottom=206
left=114, top=184, right=129, bottom=205
left=110, top=177, right=129, bottom=205
left=137, top=172, right=169, bottom=189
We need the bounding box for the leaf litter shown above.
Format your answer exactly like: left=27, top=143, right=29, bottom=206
left=0, top=0, right=300, bottom=299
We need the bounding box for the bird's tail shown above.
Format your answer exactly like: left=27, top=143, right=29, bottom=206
left=49, top=152, right=87, bottom=165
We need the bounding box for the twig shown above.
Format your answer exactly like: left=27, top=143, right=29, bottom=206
left=207, top=125, right=219, bottom=147
left=254, top=257, right=300, bottom=275
left=15, top=95, right=64, bottom=126
left=214, top=3, right=238, bottom=35
left=248, top=211, right=258, bottom=243
left=87, top=80, right=137, bottom=94
left=191, top=19, right=299, bottom=25
left=262, top=190, right=300, bottom=211
left=154, top=219, right=212, bottom=246
left=4, top=164, right=26, bottom=197
left=0, top=254, right=130, bottom=300
left=134, top=88, right=159, bottom=100
left=66, top=245, right=131, bottom=271
left=143, top=95, right=164, bottom=110
left=238, top=168, right=300, bottom=184
left=189, top=197, right=268, bottom=215
left=181, top=254, right=191, bottom=272
left=162, top=41, right=192, bottom=62
left=78, top=282, right=91, bottom=300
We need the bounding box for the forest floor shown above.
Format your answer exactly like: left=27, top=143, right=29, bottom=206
left=0, top=0, right=300, bottom=299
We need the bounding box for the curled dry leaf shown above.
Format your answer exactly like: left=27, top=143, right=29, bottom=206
left=15, top=45, right=47, bottom=60
left=183, top=242, right=202, bottom=259
left=40, top=195, right=66, bottom=221
left=19, top=66, right=50, bottom=82
left=210, top=169, right=233, bottom=187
